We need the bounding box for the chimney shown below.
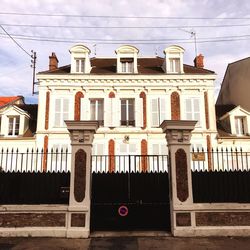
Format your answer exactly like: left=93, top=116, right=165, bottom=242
left=194, top=54, right=204, bottom=68
left=49, top=52, right=58, bottom=71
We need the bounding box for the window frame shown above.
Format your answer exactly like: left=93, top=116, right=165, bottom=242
left=184, top=97, right=201, bottom=126
left=75, top=58, right=85, bottom=73
left=120, top=58, right=134, bottom=73
left=8, top=116, right=20, bottom=136
left=169, top=58, right=181, bottom=73
left=120, top=98, right=135, bottom=126
left=235, top=116, right=246, bottom=136
left=90, top=99, right=104, bottom=126
left=54, top=98, right=70, bottom=128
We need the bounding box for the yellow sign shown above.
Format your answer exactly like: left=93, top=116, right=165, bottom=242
left=192, top=152, right=205, bottom=161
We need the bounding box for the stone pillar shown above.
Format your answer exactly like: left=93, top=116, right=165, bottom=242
left=160, top=120, right=196, bottom=236
left=65, top=121, right=99, bottom=238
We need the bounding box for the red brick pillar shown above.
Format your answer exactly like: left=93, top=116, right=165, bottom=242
left=45, top=91, right=50, bottom=130
left=108, top=139, right=115, bottom=172
left=206, top=135, right=212, bottom=171
left=139, top=92, right=147, bottom=129
left=74, top=92, right=84, bottom=121
left=141, top=139, right=148, bottom=172
left=42, top=135, right=48, bottom=171
left=204, top=91, right=210, bottom=130
left=171, top=92, right=180, bottom=120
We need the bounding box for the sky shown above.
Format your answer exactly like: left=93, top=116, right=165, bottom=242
left=0, top=0, right=249, bottom=104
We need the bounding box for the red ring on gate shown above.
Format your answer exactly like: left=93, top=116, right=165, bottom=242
left=118, top=205, right=128, bottom=217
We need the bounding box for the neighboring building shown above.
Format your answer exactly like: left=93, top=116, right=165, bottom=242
left=216, top=57, right=250, bottom=150
left=36, top=44, right=217, bottom=171
left=0, top=96, right=37, bottom=149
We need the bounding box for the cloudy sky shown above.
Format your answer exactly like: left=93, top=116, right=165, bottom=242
left=0, top=0, right=249, bottom=103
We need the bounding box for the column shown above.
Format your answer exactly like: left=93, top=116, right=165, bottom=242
left=65, top=120, right=99, bottom=238
left=160, top=120, right=196, bottom=236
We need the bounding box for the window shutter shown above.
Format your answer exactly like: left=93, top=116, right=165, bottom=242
left=160, top=97, right=167, bottom=125
left=151, top=98, right=159, bottom=127
left=54, top=99, right=61, bottom=127
left=104, top=98, right=112, bottom=127
left=185, top=99, right=192, bottom=120
left=135, top=97, right=143, bottom=127
left=112, top=98, right=121, bottom=127
left=80, top=98, right=90, bottom=120
left=63, top=99, right=69, bottom=126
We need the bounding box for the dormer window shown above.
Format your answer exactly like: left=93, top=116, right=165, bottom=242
left=169, top=57, right=181, bottom=73
left=235, top=116, right=246, bottom=135
left=8, top=116, right=20, bottom=136
left=69, top=44, right=91, bottom=74
left=76, top=58, right=85, bottom=73
left=121, top=58, right=134, bottom=73
left=115, top=45, right=139, bottom=74
left=163, top=45, right=184, bottom=74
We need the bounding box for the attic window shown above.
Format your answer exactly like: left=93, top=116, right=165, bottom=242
left=169, top=58, right=181, bottom=73
left=75, top=58, right=85, bottom=73
left=120, top=58, right=134, bottom=73
left=235, top=116, right=246, bottom=135
left=8, top=116, right=20, bottom=136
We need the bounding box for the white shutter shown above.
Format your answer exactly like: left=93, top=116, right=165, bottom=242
left=112, top=98, right=121, bottom=127
left=151, top=98, right=159, bottom=127
left=185, top=99, right=192, bottom=120
left=193, top=98, right=201, bottom=125
left=63, top=99, right=69, bottom=126
left=104, top=98, right=112, bottom=127
left=54, top=99, right=61, bottom=127
left=135, top=97, right=143, bottom=127
left=80, top=98, right=90, bottom=120
left=160, top=97, right=167, bottom=125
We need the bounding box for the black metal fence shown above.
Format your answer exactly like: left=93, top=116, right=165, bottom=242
left=0, top=148, right=71, bottom=172
left=0, top=172, right=70, bottom=204
left=191, top=147, right=250, bottom=171
left=91, top=155, right=169, bottom=173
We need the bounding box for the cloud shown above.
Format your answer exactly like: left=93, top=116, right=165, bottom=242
left=0, top=0, right=249, bottom=102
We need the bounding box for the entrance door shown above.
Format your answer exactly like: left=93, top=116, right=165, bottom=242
left=90, top=155, right=170, bottom=231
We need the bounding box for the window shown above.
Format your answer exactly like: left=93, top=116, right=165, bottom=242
left=54, top=98, right=69, bottom=127
left=8, top=116, right=20, bottom=136
left=90, top=99, right=104, bottom=126
left=185, top=98, right=201, bottom=126
left=151, top=98, right=167, bottom=127
left=235, top=117, right=246, bottom=135
left=121, top=99, right=135, bottom=126
left=169, top=58, right=181, bottom=73
left=75, top=58, right=85, bottom=73
left=120, top=58, right=134, bottom=73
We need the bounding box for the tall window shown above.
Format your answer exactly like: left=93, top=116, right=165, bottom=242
left=75, top=58, right=85, bottom=73
left=151, top=98, right=167, bottom=127
left=90, top=99, right=104, bottom=126
left=54, top=98, right=69, bottom=127
left=169, top=58, right=181, bottom=73
left=235, top=117, right=246, bottom=135
left=121, top=58, right=134, bottom=73
left=121, top=99, right=135, bottom=126
left=185, top=98, right=201, bottom=126
left=8, top=116, right=20, bottom=136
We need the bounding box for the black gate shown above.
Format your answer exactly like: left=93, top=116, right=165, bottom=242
left=90, top=155, right=170, bottom=231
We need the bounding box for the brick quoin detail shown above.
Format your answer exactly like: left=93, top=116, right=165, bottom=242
left=139, top=92, right=147, bottom=129
left=204, top=91, right=210, bottom=129
left=108, top=139, right=115, bottom=172
left=171, top=92, right=180, bottom=120
left=175, top=148, right=189, bottom=202
left=74, top=91, right=84, bottom=121
left=206, top=135, right=212, bottom=171
left=42, top=135, right=48, bottom=171
left=45, top=91, right=50, bottom=130
left=109, top=91, right=115, bottom=98
left=141, top=139, right=148, bottom=172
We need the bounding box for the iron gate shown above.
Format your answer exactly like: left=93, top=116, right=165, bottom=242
left=90, top=155, right=170, bottom=231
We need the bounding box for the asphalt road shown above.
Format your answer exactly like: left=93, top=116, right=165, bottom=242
left=1, top=236, right=250, bottom=250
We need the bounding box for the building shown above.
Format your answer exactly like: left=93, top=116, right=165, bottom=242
left=216, top=57, right=250, bottom=149
left=36, top=44, right=217, bottom=171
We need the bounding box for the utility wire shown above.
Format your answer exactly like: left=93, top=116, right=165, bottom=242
left=0, top=12, right=249, bottom=20
left=1, top=23, right=250, bottom=29
left=0, top=25, right=31, bottom=57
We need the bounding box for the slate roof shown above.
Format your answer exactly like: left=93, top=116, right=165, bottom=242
left=38, top=57, right=215, bottom=75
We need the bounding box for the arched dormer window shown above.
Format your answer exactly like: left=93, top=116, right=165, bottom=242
left=69, top=44, right=91, bottom=74
left=163, top=45, right=185, bottom=74
left=115, top=45, right=139, bottom=74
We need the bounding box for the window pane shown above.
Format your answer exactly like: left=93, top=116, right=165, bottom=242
left=175, top=59, right=180, bottom=72
left=80, top=59, right=85, bottom=72
left=98, top=100, right=104, bottom=120
left=76, top=60, right=80, bottom=72
left=128, top=99, right=135, bottom=120
left=90, top=100, right=96, bottom=120
left=185, top=99, right=192, bottom=112
left=8, top=117, right=14, bottom=135
left=15, top=117, right=20, bottom=135
left=121, top=100, right=127, bottom=121
left=151, top=99, right=159, bottom=127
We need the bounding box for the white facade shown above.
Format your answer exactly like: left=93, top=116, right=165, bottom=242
left=36, top=44, right=217, bottom=163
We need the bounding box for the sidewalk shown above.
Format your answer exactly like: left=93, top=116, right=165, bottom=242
left=1, top=236, right=250, bottom=250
